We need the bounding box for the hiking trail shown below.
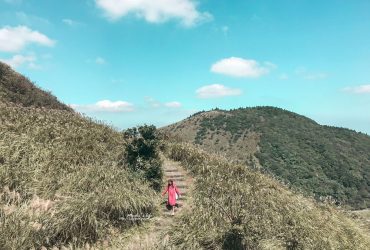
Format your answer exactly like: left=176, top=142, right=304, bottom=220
left=119, top=156, right=194, bottom=249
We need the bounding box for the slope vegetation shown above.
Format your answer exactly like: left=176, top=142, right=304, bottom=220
left=0, top=62, right=72, bottom=111
left=0, top=101, right=158, bottom=249
left=164, top=142, right=370, bottom=249
left=162, top=107, right=370, bottom=209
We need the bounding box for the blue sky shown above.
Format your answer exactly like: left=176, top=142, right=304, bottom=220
left=1, top=0, right=370, bottom=133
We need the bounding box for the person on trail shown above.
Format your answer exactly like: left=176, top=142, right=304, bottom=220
left=162, top=179, right=180, bottom=216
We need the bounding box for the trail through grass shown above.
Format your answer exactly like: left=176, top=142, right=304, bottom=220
left=109, top=156, right=194, bottom=249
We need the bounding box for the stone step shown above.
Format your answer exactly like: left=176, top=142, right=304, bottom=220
left=165, top=179, right=186, bottom=183
left=164, top=176, right=185, bottom=179
left=164, top=175, right=185, bottom=178
left=171, top=181, right=187, bottom=184
left=164, top=169, right=180, bottom=172
left=168, top=180, right=186, bottom=184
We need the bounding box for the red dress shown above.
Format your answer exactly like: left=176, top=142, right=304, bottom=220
left=162, top=184, right=180, bottom=206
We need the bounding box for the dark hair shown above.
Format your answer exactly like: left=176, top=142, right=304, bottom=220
left=167, top=179, right=173, bottom=186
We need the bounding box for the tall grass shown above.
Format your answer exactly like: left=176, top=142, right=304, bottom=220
left=164, top=142, right=370, bottom=249
left=0, top=62, right=73, bottom=111
left=0, top=102, right=159, bottom=248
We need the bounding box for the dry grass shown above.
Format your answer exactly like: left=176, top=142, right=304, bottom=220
left=0, top=62, right=73, bottom=111
left=350, top=209, right=370, bottom=232
left=163, top=142, right=370, bottom=249
left=160, top=110, right=261, bottom=166
left=0, top=102, right=159, bottom=249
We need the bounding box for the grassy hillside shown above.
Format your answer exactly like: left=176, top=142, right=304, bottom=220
left=0, top=62, right=72, bottom=111
left=163, top=143, right=370, bottom=249
left=162, top=107, right=370, bottom=209
left=0, top=101, right=158, bottom=249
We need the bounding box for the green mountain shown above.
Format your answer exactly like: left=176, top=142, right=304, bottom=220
left=0, top=62, right=72, bottom=111
left=162, top=107, right=370, bottom=209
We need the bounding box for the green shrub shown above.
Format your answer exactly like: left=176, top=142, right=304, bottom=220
left=122, top=125, right=163, bottom=191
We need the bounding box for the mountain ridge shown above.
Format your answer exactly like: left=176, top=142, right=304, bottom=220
left=161, top=106, right=370, bottom=209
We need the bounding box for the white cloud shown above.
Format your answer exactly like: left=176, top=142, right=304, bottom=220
left=196, top=84, right=242, bottom=99
left=70, top=100, right=134, bottom=113
left=211, top=57, right=272, bottom=78
left=343, top=85, right=370, bottom=94
left=95, top=57, right=106, bottom=65
left=0, top=54, right=39, bottom=69
left=0, top=26, right=55, bottom=52
left=95, top=0, right=212, bottom=27
left=165, top=101, right=182, bottom=108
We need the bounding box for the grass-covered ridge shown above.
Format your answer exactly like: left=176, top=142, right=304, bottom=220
left=0, top=102, right=158, bottom=249
left=162, top=107, right=370, bottom=209
left=164, top=142, right=370, bottom=249
left=0, top=62, right=72, bottom=111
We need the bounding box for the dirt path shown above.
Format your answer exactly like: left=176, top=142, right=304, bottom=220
left=117, top=157, right=193, bottom=249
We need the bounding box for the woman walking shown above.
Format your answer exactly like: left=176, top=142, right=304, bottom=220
left=162, top=179, right=180, bottom=216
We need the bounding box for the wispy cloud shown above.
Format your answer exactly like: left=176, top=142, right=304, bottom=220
left=16, top=12, right=50, bottom=27
left=62, top=18, right=82, bottom=27
left=211, top=57, right=274, bottom=78
left=279, top=73, right=289, bottom=80
left=86, top=57, right=107, bottom=65
left=70, top=100, right=134, bottom=113
left=3, top=0, right=22, bottom=4
left=165, top=101, right=182, bottom=108
left=342, top=85, right=370, bottom=94
left=95, top=0, right=212, bottom=27
left=145, top=97, right=161, bottom=108
left=0, top=26, right=55, bottom=52
left=221, top=25, right=229, bottom=35
left=295, top=67, right=328, bottom=80
left=0, top=54, right=41, bottom=69
left=304, top=73, right=327, bottom=80
left=145, top=97, right=182, bottom=108
left=95, top=57, right=106, bottom=65
left=111, top=78, right=124, bottom=84
left=196, top=84, right=242, bottom=98
left=0, top=54, right=33, bottom=68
